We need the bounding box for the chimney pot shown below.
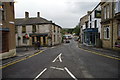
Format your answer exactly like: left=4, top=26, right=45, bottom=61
left=37, top=12, right=40, bottom=17
left=25, top=12, right=29, bottom=18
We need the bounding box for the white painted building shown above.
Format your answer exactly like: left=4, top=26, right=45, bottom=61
left=80, top=3, right=101, bottom=47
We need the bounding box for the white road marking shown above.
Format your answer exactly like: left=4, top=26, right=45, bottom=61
left=52, top=53, right=62, bottom=62
left=50, top=66, right=64, bottom=71
left=34, top=68, right=47, bottom=80
left=82, top=70, right=93, bottom=78
left=64, top=67, right=78, bottom=80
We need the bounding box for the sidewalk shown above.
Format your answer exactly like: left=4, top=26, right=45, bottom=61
left=2, top=46, right=47, bottom=65
left=78, top=43, right=120, bottom=58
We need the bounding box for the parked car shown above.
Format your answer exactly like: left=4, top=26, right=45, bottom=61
left=65, top=40, right=70, bottom=43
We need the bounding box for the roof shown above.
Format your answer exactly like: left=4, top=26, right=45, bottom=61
left=15, top=17, right=52, bottom=26
left=15, top=16, right=62, bottom=29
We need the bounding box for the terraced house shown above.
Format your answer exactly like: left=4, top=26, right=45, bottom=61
left=101, top=0, right=120, bottom=50
left=15, top=12, right=62, bottom=47
left=0, top=1, right=16, bottom=59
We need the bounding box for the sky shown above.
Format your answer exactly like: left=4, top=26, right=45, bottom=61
left=15, top=0, right=100, bottom=28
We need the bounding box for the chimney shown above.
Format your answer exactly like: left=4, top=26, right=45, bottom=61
left=37, top=12, right=40, bottom=17
left=25, top=12, right=29, bottom=18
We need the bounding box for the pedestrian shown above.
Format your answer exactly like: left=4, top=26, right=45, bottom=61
left=37, top=41, right=41, bottom=50
left=34, top=41, right=37, bottom=50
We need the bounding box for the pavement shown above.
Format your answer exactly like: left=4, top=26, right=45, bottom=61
left=2, top=46, right=48, bottom=65
left=78, top=43, right=120, bottom=58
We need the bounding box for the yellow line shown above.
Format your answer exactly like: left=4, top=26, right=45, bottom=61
left=80, top=48, right=120, bottom=60
left=0, top=50, right=44, bottom=70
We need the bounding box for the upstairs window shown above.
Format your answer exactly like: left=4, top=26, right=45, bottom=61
left=94, top=20, right=97, bottom=28
left=22, top=26, right=26, bottom=33
left=32, top=25, right=36, bottom=33
left=90, top=15, right=92, bottom=21
left=104, top=6, right=106, bottom=19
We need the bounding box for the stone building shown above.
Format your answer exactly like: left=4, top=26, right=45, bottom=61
left=101, top=0, right=120, bottom=50
left=79, top=14, right=89, bottom=43
left=15, top=12, right=62, bottom=47
left=0, top=1, right=16, bottom=59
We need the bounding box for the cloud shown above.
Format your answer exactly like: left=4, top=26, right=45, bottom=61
left=15, top=0, right=100, bottom=28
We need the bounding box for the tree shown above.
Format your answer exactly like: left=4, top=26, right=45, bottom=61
left=73, top=25, right=80, bottom=36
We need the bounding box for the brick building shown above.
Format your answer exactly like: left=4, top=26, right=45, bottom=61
left=0, top=1, right=16, bottom=59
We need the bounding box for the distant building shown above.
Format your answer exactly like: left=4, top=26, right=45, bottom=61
left=0, top=1, right=16, bottom=59
left=101, top=1, right=120, bottom=50
left=15, top=12, right=62, bottom=47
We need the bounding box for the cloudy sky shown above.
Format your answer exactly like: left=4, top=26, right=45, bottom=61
left=15, top=0, right=100, bottom=28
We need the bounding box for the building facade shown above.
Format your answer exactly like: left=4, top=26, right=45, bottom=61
left=0, top=1, right=16, bottom=59
left=15, top=12, right=62, bottom=47
left=79, top=14, right=89, bottom=43
left=101, top=1, right=120, bottom=50
left=80, top=3, right=101, bottom=47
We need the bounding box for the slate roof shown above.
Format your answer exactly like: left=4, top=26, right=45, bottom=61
left=15, top=17, right=52, bottom=26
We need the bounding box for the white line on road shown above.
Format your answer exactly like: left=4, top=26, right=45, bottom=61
left=52, top=53, right=62, bottom=62
left=34, top=68, right=47, bottom=80
left=50, top=66, right=64, bottom=71
left=64, top=67, right=78, bottom=80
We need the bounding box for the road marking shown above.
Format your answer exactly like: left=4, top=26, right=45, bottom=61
left=64, top=67, right=78, bottom=80
left=0, top=50, right=44, bottom=70
left=79, top=48, right=120, bottom=60
left=52, top=53, right=62, bottom=62
left=82, top=70, right=93, bottom=78
left=50, top=66, right=64, bottom=71
left=34, top=68, right=47, bottom=80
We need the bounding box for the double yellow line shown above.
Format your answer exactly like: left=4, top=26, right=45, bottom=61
left=0, top=50, right=44, bottom=70
left=80, top=48, right=120, bottom=60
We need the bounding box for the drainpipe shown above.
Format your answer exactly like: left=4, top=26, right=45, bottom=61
left=111, top=2, right=114, bottom=49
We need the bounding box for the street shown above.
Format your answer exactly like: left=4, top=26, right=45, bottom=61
left=2, top=39, right=119, bottom=79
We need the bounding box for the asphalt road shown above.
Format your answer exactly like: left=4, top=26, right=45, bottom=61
left=1, top=39, right=119, bottom=79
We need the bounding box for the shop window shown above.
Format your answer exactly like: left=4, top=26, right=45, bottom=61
left=0, top=31, right=9, bottom=53
left=104, top=26, right=110, bottom=39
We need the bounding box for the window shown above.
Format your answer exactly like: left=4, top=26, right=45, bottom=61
left=90, top=15, right=92, bottom=21
left=22, top=26, right=26, bottom=33
left=94, top=20, right=97, bottom=28
left=106, top=5, right=110, bottom=19
left=104, top=26, right=110, bottom=39
left=23, top=37, right=26, bottom=44
left=90, top=23, right=92, bottom=28
left=118, top=24, right=120, bottom=37
left=85, top=22, right=88, bottom=28
left=32, top=25, right=36, bottom=33
left=104, top=6, right=106, bottom=19
left=104, top=5, right=110, bottom=19
left=0, top=31, right=9, bottom=53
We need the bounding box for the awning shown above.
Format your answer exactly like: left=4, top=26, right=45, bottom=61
left=83, top=28, right=98, bottom=32
left=0, top=27, right=9, bottom=31
left=29, top=33, right=48, bottom=37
